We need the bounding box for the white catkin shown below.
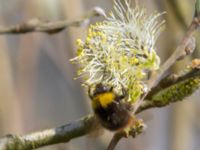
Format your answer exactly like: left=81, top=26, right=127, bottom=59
left=71, top=0, right=165, bottom=102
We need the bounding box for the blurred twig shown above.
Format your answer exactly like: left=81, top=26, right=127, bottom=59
left=168, top=0, right=187, bottom=29
left=0, top=7, right=105, bottom=34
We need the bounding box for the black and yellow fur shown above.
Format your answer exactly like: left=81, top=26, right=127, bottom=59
left=88, top=83, right=132, bottom=131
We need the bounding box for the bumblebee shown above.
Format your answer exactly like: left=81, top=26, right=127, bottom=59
left=88, top=83, right=134, bottom=131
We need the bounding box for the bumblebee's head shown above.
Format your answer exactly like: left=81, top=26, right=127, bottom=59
left=88, top=83, right=115, bottom=108
left=93, top=83, right=112, bottom=96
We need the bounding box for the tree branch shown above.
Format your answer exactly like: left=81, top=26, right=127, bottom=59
left=0, top=7, right=105, bottom=34
left=0, top=115, right=95, bottom=150
left=138, top=59, right=200, bottom=112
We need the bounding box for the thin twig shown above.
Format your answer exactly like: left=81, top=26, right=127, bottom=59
left=0, top=7, right=105, bottom=34
left=133, top=16, right=200, bottom=114
left=168, top=0, right=187, bottom=29
left=107, top=132, right=125, bottom=150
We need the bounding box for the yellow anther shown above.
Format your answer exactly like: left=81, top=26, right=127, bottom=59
left=86, top=37, right=91, bottom=43
left=125, top=41, right=130, bottom=45
left=76, top=39, right=83, bottom=46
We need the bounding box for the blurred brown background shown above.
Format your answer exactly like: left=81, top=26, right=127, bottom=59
left=0, top=0, right=200, bottom=150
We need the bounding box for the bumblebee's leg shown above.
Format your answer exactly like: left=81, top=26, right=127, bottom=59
left=109, top=86, right=114, bottom=92
left=88, top=86, right=93, bottom=99
left=119, top=84, right=128, bottom=99
left=122, top=86, right=128, bottom=98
